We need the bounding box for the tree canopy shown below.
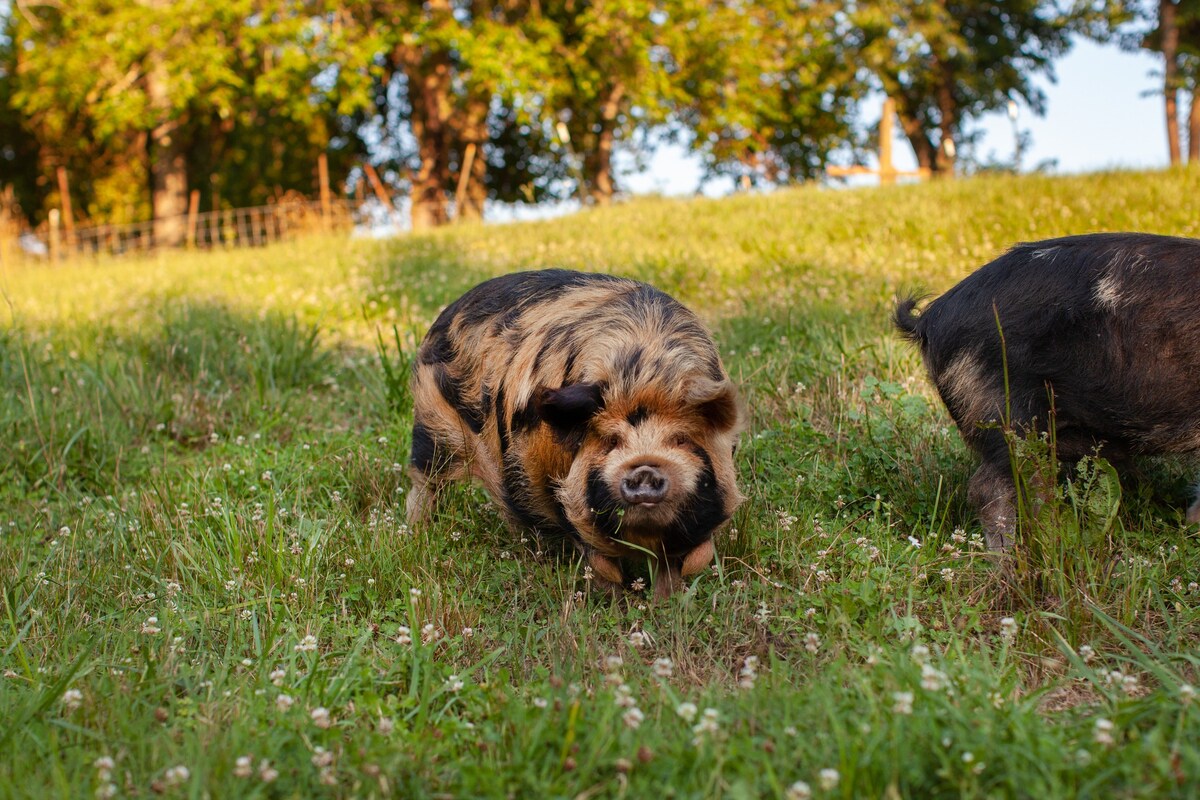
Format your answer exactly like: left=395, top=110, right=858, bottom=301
left=0, top=0, right=1181, bottom=231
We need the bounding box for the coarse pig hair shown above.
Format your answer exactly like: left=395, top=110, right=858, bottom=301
left=407, top=269, right=744, bottom=596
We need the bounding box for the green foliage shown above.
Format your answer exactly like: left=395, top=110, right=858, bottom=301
left=2, top=171, right=1200, bottom=797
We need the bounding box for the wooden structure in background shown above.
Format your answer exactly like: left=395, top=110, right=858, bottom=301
left=826, top=98, right=930, bottom=185
left=0, top=199, right=357, bottom=266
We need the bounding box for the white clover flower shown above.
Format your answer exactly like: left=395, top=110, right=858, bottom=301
left=630, top=577, right=646, bottom=592
left=445, top=675, right=465, bottom=692
left=258, top=760, right=279, bottom=783
left=311, top=707, right=332, bottom=728
left=378, top=716, right=395, bottom=735
left=920, top=663, right=948, bottom=692
left=804, top=632, right=821, bottom=654
left=676, top=702, right=698, bottom=722
left=1093, top=717, right=1115, bottom=747
left=269, top=668, right=286, bottom=685
left=623, top=706, right=645, bottom=729
left=93, top=756, right=115, bottom=773
left=61, top=688, right=84, bottom=712
left=910, top=644, right=930, bottom=664
left=163, top=765, right=190, bottom=786
left=141, top=616, right=161, bottom=635
left=95, top=783, right=117, bottom=799
left=462, top=627, right=474, bottom=638
left=1079, top=644, right=1095, bottom=663
left=409, top=587, right=422, bottom=605
left=234, top=755, right=253, bottom=778
left=629, top=631, right=648, bottom=648
left=614, top=684, right=637, bottom=708
left=311, top=747, right=334, bottom=768
left=1181, top=684, right=1196, bottom=705
left=892, top=691, right=914, bottom=715
left=691, top=708, right=720, bottom=745
left=294, top=634, right=317, bottom=653
left=395, top=626, right=412, bottom=646
left=604, top=655, right=624, bottom=673
left=532, top=697, right=549, bottom=709
left=785, top=781, right=812, bottom=800
left=652, top=657, right=674, bottom=678
left=275, top=694, right=295, bottom=712
left=738, top=655, right=760, bottom=689
left=818, top=768, right=840, bottom=791
left=999, top=617, right=1018, bottom=639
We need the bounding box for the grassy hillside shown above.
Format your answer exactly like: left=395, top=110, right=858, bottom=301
left=2, top=169, right=1199, bottom=798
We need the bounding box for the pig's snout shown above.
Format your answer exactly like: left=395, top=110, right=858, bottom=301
left=620, top=465, right=669, bottom=505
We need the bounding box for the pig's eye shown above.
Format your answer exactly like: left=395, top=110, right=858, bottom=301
left=671, top=434, right=692, bottom=448
left=601, top=434, right=620, bottom=451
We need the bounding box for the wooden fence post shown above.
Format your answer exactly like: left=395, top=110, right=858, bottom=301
left=879, top=97, right=896, bottom=186
left=454, top=143, right=477, bottom=221
left=363, top=163, right=394, bottom=211
left=48, top=209, right=61, bottom=263
left=186, top=189, right=200, bottom=248
left=56, top=167, right=75, bottom=252
left=318, top=153, right=332, bottom=229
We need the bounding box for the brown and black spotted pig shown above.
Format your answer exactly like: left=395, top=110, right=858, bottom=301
left=896, top=232, right=1200, bottom=549
left=406, top=269, right=744, bottom=597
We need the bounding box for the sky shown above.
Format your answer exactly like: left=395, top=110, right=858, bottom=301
left=621, top=36, right=1171, bottom=197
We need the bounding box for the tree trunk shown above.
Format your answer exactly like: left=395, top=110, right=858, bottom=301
left=1189, top=81, right=1200, bottom=163
left=1162, top=0, right=1182, bottom=165
left=582, top=83, right=625, bottom=206
left=933, top=56, right=957, bottom=177
left=895, top=106, right=937, bottom=173
left=398, top=0, right=454, bottom=231
left=407, top=61, right=453, bottom=230
left=146, top=16, right=187, bottom=246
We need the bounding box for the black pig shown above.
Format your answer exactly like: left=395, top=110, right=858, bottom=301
left=895, top=232, right=1200, bottom=547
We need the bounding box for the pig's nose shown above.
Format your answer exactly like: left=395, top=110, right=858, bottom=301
left=621, top=465, right=669, bottom=505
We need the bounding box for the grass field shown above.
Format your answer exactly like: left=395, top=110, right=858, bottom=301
left=2, top=169, right=1200, bottom=798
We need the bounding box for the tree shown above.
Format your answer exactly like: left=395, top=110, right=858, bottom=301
left=4, top=0, right=357, bottom=232
left=669, top=0, right=863, bottom=187
left=853, top=0, right=1075, bottom=177
left=1143, top=0, right=1200, bottom=163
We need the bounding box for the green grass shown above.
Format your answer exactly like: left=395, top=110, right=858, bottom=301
left=2, top=169, right=1199, bottom=798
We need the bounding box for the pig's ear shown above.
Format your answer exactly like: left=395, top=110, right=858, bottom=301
left=535, top=383, right=606, bottom=444
left=688, top=378, right=741, bottom=433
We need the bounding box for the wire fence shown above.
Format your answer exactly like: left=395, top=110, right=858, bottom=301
left=0, top=198, right=360, bottom=267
